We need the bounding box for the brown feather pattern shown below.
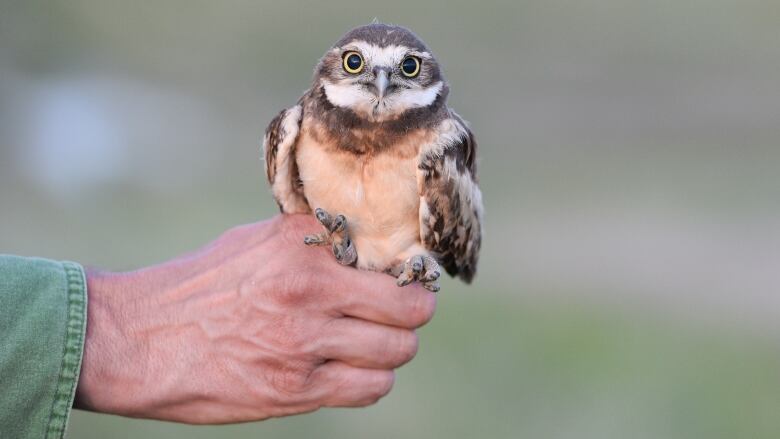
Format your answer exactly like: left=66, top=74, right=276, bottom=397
left=418, top=116, right=482, bottom=282
left=262, top=105, right=309, bottom=213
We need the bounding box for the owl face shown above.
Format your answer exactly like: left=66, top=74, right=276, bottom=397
left=315, top=24, right=446, bottom=122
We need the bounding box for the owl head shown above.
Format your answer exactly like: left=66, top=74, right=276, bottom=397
left=314, top=23, right=448, bottom=122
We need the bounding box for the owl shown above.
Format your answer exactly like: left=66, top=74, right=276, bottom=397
left=263, top=23, right=482, bottom=292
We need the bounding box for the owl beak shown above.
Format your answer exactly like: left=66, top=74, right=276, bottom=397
left=374, top=69, right=390, bottom=99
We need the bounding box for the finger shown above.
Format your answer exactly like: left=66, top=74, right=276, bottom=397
left=311, top=361, right=395, bottom=408
left=318, top=318, right=419, bottom=369
left=330, top=269, right=437, bottom=329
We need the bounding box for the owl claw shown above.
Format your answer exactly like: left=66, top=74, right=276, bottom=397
left=331, top=215, right=346, bottom=233
left=304, top=233, right=328, bottom=246
left=396, top=255, right=441, bottom=292
left=314, top=208, right=332, bottom=228
left=423, top=280, right=441, bottom=293
left=411, top=255, right=423, bottom=274
left=306, top=208, right=357, bottom=266
left=422, top=269, right=441, bottom=282
left=397, top=277, right=414, bottom=287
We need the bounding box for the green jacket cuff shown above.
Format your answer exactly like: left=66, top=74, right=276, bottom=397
left=0, top=256, right=88, bottom=439
left=46, top=261, right=87, bottom=439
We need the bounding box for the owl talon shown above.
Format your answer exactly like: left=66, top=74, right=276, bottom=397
left=397, top=276, right=414, bottom=287
left=314, top=208, right=332, bottom=228
left=422, top=270, right=440, bottom=282
left=411, top=255, right=423, bottom=274
left=334, top=237, right=357, bottom=266
left=331, top=215, right=346, bottom=233
left=423, top=280, right=441, bottom=292
left=395, top=255, right=442, bottom=292
left=307, top=208, right=357, bottom=266
left=304, top=233, right=328, bottom=246
left=422, top=256, right=440, bottom=282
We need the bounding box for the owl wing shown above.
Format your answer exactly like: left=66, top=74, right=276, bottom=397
left=417, top=112, right=484, bottom=283
left=262, top=104, right=310, bottom=213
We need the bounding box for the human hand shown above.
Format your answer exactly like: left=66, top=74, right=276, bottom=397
left=74, top=214, right=436, bottom=424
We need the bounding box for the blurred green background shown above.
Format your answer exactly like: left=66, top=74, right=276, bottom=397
left=2, top=0, right=780, bottom=438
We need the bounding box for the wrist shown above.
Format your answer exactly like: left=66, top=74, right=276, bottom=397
left=75, top=269, right=151, bottom=415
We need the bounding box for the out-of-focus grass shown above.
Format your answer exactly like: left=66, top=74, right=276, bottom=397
left=68, top=290, right=780, bottom=439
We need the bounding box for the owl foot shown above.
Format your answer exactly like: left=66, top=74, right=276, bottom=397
left=394, top=255, right=441, bottom=292
left=304, top=208, right=357, bottom=266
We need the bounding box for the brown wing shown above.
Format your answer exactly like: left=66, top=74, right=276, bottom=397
left=262, top=105, right=310, bottom=213
left=417, top=113, right=483, bottom=283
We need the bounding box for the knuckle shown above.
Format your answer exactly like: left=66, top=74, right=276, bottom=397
left=268, top=362, right=315, bottom=398
left=409, top=291, right=437, bottom=327
left=267, top=277, right=301, bottom=306
left=366, top=371, right=395, bottom=404
left=270, top=268, right=324, bottom=306
left=395, top=331, right=419, bottom=364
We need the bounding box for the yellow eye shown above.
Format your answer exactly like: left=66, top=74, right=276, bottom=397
left=343, top=51, right=364, bottom=74
left=400, top=56, right=421, bottom=78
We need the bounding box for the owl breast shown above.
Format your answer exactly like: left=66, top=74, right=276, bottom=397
left=295, top=121, right=429, bottom=271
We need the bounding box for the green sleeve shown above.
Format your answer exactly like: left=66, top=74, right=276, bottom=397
left=0, top=255, right=87, bottom=439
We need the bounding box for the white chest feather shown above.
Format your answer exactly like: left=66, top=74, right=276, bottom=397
left=296, top=129, right=424, bottom=270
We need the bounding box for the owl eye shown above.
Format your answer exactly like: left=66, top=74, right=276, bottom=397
left=400, top=56, right=421, bottom=78
left=343, top=52, right=364, bottom=74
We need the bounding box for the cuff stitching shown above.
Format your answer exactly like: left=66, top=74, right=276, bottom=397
left=45, top=262, right=87, bottom=439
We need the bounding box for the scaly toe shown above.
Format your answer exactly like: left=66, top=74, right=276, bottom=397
left=422, top=270, right=441, bottom=282
left=423, top=280, right=441, bottom=293
left=332, top=238, right=357, bottom=266
left=303, top=233, right=328, bottom=246
left=397, top=277, right=414, bottom=287
left=410, top=255, right=423, bottom=275
left=331, top=214, right=346, bottom=233
left=396, top=267, right=415, bottom=286
left=305, top=209, right=359, bottom=264
left=396, top=256, right=424, bottom=287
left=314, top=208, right=331, bottom=227
left=420, top=255, right=442, bottom=286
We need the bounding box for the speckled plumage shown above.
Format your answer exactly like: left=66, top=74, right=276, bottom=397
left=263, top=23, right=483, bottom=285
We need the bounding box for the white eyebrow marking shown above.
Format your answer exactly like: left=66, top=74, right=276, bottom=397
left=342, top=40, right=431, bottom=67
